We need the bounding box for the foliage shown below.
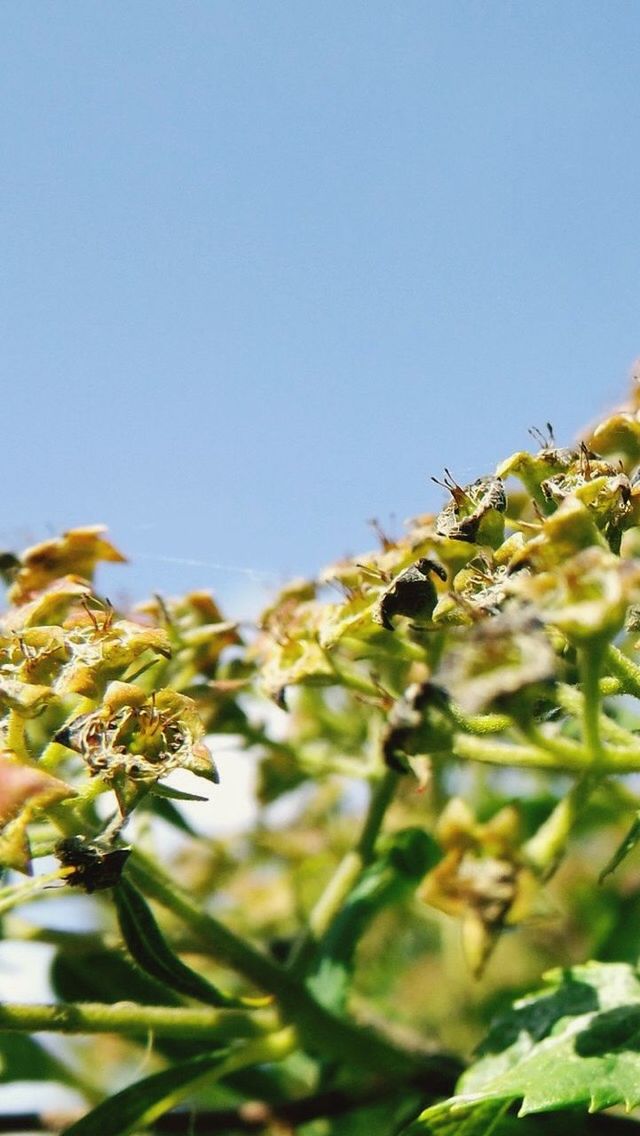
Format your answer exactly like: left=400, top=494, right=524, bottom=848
left=5, top=384, right=640, bottom=1133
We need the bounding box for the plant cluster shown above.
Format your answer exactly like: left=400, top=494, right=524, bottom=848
left=5, top=383, right=640, bottom=1133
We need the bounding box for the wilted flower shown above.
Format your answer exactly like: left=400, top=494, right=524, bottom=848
left=383, top=681, right=454, bottom=773
left=435, top=474, right=506, bottom=547
left=5, top=526, right=126, bottom=605
left=55, top=682, right=217, bottom=792
left=436, top=606, right=557, bottom=716
left=0, top=753, right=74, bottom=873
left=373, top=558, right=447, bottom=630
left=511, top=545, right=640, bottom=645
left=420, top=798, right=537, bottom=976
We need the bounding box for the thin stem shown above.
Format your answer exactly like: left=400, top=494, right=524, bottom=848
left=287, top=769, right=399, bottom=974
left=580, top=642, right=606, bottom=765
left=557, top=683, right=640, bottom=748
left=447, top=705, right=512, bottom=735
left=0, top=1001, right=274, bottom=1040
left=524, top=775, right=594, bottom=879
left=456, top=730, right=640, bottom=774
left=127, top=854, right=442, bottom=1075
left=356, top=767, right=399, bottom=861
left=453, top=734, right=586, bottom=771
left=6, top=711, right=30, bottom=760
left=518, top=720, right=587, bottom=765
left=0, top=869, right=67, bottom=916
left=110, top=1028, right=298, bottom=1136
left=606, top=643, right=640, bottom=698
left=525, top=643, right=609, bottom=880
left=128, top=853, right=290, bottom=995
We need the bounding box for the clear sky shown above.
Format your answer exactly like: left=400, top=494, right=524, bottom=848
left=2, top=2, right=640, bottom=613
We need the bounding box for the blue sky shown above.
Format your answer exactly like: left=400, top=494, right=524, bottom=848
left=2, top=2, right=640, bottom=613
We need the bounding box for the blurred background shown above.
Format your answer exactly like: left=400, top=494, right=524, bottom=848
left=2, top=1, right=640, bottom=613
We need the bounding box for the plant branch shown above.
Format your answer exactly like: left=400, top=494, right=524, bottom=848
left=286, top=768, right=399, bottom=975
left=127, top=851, right=448, bottom=1076
left=0, top=1001, right=274, bottom=1040
left=606, top=644, right=640, bottom=698
left=580, top=642, right=606, bottom=765
left=524, top=774, right=594, bottom=879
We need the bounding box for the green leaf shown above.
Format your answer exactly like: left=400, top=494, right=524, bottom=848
left=404, top=961, right=640, bottom=1132
left=115, top=877, right=240, bottom=1008
left=51, top=946, right=181, bottom=1007
left=0, top=1032, right=71, bottom=1084
left=400, top=1098, right=509, bottom=1136
left=151, top=782, right=209, bottom=803
left=599, top=811, right=640, bottom=881
left=62, top=1048, right=230, bottom=1136
left=308, top=829, right=441, bottom=1011
left=138, top=790, right=200, bottom=834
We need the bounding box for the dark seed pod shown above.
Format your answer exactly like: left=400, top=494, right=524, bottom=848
left=383, top=681, right=453, bottom=770
left=374, top=558, right=447, bottom=631
left=56, top=836, right=131, bottom=893
left=435, top=475, right=506, bottom=545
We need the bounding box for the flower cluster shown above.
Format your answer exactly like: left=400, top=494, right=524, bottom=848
left=252, top=377, right=640, bottom=967
left=0, top=527, right=239, bottom=875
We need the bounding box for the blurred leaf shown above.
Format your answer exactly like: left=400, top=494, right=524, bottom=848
left=599, top=811, right=640, bottom=881
left=63, top=1047, right=230, bottom=1136
left=0, top=1032, right=71, bottom=1084
left=115, top=878, right=241, bottom=1007
left=308, top=829, right=441, bottom=1011
left=151, top=783, right=209, bottom=803
left=51, top=947, right=181, bottom=1006
left=257, top=746, right=306, bottom=805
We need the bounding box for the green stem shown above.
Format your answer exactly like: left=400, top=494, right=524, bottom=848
left=0, top=1001, right=274, bottom=1040
left=357, top=768, right=399, bottom=861
left=519, top=721, right=587, bottom=765
left=453, top=734, right=585, bottom=771
left=163, top=1027, right=297, bottom=1113
left=580, top=641, right=606, bottom=765
left=6, top=711, right=30, bottom=761
left=128, top=853, right=285, bottom=995
left=455, top=731, right=640, bottom=774
left=0, top=869, right=66, bottom=915
left=287, top=770, right=399, bottom=974
left=525, top=643, right=609, bottom=880
left=557, top=683, right=640, bottom=748
left=606, top=644, right=640, bottom=698
left=127, top=853, right=437, bottom=1075
left=447, top=705, right=512, bottom=735
left=524, top=775, right=594, bottom=879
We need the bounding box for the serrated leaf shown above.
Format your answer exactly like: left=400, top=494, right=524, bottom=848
left=115, top=878, right=241, bottom=1008
left=62, top=1048, right=230, bottom=1136
left=414, top=962, right=640, bottom=1129
left=400, top=1097, right=509, bottom=1136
